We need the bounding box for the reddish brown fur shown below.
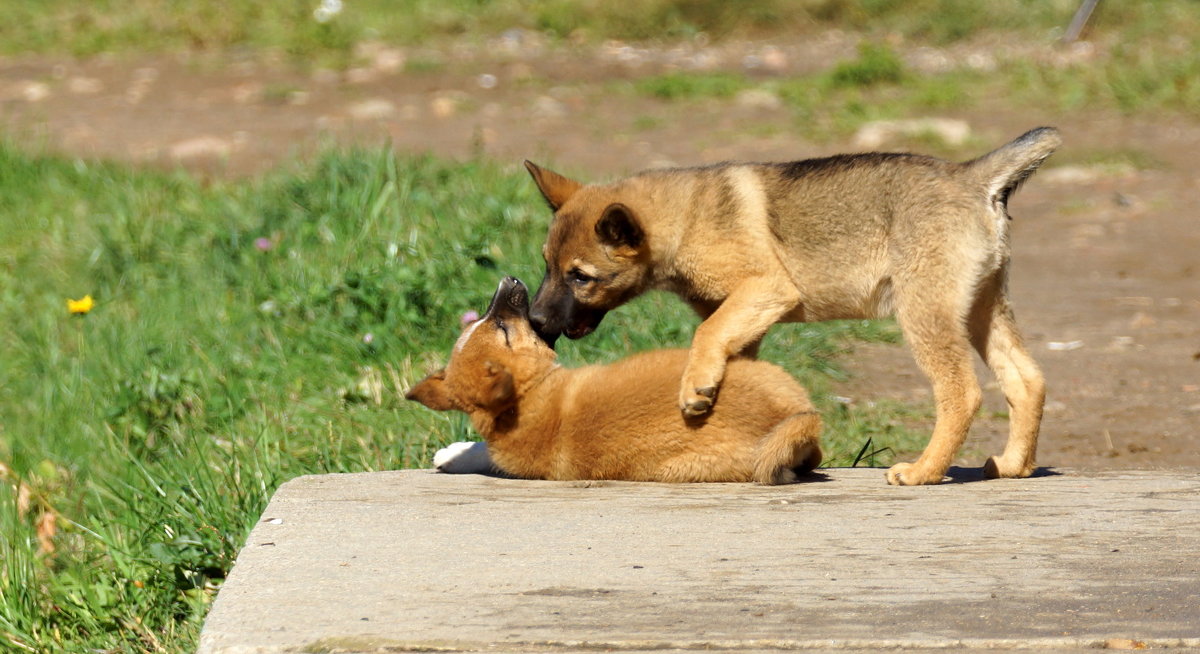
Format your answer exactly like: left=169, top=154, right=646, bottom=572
left=406, top=280, right=821, bottom=484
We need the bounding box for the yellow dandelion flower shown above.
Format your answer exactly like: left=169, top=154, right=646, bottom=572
left=67, top=295, right=95, bottom=315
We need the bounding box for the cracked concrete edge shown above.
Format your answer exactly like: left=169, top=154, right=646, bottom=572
left=206, top=635, right=1200, bottom=653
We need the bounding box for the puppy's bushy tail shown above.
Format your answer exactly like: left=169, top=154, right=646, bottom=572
left=964, top=127, right=1061, bottom=208
left=754, top=411, right=823, bottom=485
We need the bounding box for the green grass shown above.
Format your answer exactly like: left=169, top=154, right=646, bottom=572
left=625, top=32, right=1200, bottom=143
left=635, top=72, right=748, bottom=101
left=2, top=2, right=1198, bottom=126
left=1002, top=43, right=1200, bottom=116
left=0, top=143, right=919, bottom=652
left=2, top=1, right=1197, bottom=62
left=619, top=44, right=983, bottom=143
left=827, top=42, right=906, bottom=88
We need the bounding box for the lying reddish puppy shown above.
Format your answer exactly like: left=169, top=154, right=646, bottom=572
left=406, top=277, right=821, bottom=484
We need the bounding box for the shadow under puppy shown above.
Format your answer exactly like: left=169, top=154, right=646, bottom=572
left=406, top=277, right=822, bottom=484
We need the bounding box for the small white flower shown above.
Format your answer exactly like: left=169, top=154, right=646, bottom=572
left=477, top=73, right=498, bottom=90
left=314, top=0, right=343, bottom=23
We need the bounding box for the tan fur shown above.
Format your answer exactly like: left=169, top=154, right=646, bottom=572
left=406, top=278, right=822, bottom=484
left=524, top=128, right=1060, bottom=486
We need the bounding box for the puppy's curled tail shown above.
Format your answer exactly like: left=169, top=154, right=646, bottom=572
left=754, top=411, right=823, bottom=485
left=964, top=126, right=1061, bottom=209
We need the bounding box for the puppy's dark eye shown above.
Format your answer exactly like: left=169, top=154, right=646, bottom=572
left=567, top=268, right=596, bottom=285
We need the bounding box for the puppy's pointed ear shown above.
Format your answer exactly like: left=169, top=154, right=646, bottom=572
left=595, top=203, right=644, bottom=255
left=481, top=360, right=516, bottom=409
left=405, top=370, right=459, bottom=411
left=524, top=161, right=582, bottom=212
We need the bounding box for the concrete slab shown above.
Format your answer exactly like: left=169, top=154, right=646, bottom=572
left=197, top=468, right=1200, bottom=653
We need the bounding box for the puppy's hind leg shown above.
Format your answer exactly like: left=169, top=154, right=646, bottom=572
left=968, top=273, right=1044, bottom=479
left=754, top=411, right=823, bottom=485
left=888, top=287, right=983, bottom=486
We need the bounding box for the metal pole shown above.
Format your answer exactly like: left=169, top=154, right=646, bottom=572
left=1062, top=0, right=1102, bottom=43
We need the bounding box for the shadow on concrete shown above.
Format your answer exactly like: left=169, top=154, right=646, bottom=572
left=792, top=469, right=834, bottom=483
left=439, top=468, right=837, bottom=484
left=833, top=466, right=1062, bottom=484
left=943, top=465, right=1063, bottom=484
left=431, top=467, right=1065, bottom=485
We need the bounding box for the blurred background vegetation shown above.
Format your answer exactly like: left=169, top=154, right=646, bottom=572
left=0, top=0, right=1195, bottom=56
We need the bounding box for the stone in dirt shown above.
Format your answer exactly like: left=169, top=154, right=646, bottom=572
left=168, top=136, right=233, bottom=161
left=347, top=99, right=397, bottom=121
left=853, top=117, right=971, bottom=149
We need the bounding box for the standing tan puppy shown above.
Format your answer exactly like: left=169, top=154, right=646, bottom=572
left=406, top=277, right=822, bottom=484
left=523, top=127, right=1060, bottom=485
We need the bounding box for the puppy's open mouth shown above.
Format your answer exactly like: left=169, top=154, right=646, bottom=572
left=564, top=323, right=594, bottom=340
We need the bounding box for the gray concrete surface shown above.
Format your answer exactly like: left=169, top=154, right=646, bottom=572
left=197, top=468, right=1200, bottom=653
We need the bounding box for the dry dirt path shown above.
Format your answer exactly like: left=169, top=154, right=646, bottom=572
left=3, top=41, right=1197, bottom=471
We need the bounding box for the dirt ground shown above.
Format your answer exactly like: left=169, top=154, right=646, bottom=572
left=2, top=35, right=1197, bottom=472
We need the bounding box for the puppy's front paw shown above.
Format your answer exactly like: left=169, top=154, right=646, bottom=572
left=679, top=354, right=724, bottom=418
left=433, top=441, right=494, bottom=474
left=885, top=462, right=946, bottom=486
left=679, top=386, right=717, bottom=417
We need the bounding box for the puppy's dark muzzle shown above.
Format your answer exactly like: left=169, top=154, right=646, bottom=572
left=529, top=285, right=562, bottom=349
left=529, top=287, right=606, bottom=348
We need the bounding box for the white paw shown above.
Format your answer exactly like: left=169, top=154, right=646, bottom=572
left=432, top=441, right=494, bottom=474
